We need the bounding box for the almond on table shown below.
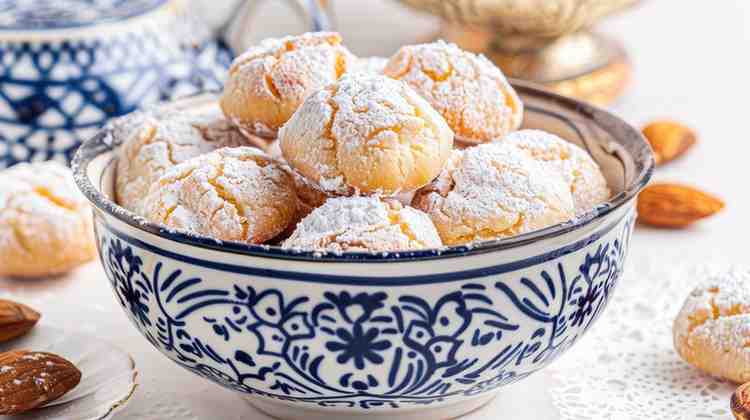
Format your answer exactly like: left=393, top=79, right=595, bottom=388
left=637, top=183, right=724, bottom=228
left=0, top=300, right=40, bottom=343
left=641, top=120, right=697, bottom=165
left=0, top=350, right=81, bottom=415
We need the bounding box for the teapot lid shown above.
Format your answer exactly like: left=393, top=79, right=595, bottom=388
left=0, top=0, right=169, bottom=30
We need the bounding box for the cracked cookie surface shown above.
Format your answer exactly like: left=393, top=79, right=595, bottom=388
left=220, top=32, right=355, bottom=137
left=384, top=40, right=523, bottom=144
left=282, top=196, right=442, bottom=253
left=503, top=130, right=610, bottom=214
left=0, top=162, right=96, bottom=278
left=142, top=147, right=299, bottom=244
left=674, top=267, right=750, bottom=383
left=115, top=110, right=250, bottom=216
left=279, top=73, right=454, bottom=195
left=412, top=142, right=575, bottom=245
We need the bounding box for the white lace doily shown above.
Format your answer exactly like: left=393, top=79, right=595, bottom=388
left=549, top=253, right=737, bottom=420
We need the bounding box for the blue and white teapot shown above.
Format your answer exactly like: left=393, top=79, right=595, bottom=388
left=0, top=0, right=329, bottom=167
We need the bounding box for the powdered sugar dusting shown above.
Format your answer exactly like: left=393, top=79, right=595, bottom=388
left=384, top=40, right=522, bottom=144
left=221, top=32, right=354, bottom=133
left=674, top=266, right=750, bottom=349
left=142, top=147, right=298, bottom=245
left=349, top=56, right=387, bottom=75
left=115, top=108, right=254, bottom=215
left=412, top=142, right=575, bottom=245
left=503, top=129, right=610, bottom=214
left=282, top=196, right=442, bottom=252
left=0, top=161, right=96, bottom=276
left=279, top=73, right=453, bottom=195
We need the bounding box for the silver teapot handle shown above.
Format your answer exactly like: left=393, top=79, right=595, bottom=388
left=218, top=0, right=333, bottom=52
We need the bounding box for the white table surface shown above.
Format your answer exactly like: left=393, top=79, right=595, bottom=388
left=2, top=0, right=749, bottom=418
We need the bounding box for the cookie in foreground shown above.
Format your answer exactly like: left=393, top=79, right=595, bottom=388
left=674, top=267, right=750, bottom=383
left=0, top=162, right=96, bottom=278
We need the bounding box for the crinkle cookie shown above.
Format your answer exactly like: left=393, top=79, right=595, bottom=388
left=384, top=40, right=523, bottom=144
left=349, top=56, right=387, bottom=75
left=142, top=147, right=298, bottom=244
left=220, top=31, right=355, bottom=137
left=412, top=143, right=575, bottom=245
left=674, top=267, right=750, bottom=383
left=0, top=162, right=96, bottom=278
left=283, top=196, right=442, bottom=252
left=279, top=73, right=454, bottom=195
left=503, top=130, right=610, bottom=214
left=115, top=111, right=249, bottom=215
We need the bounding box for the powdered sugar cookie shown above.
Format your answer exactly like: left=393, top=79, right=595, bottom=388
left=384, top=40, right=522, bottom=144
left=283, top=196, right=442, bottom=252
left=0, top=162, right=96, bottom=278
left=115, top=111, right=250, bottom=215
left=220, top=32, right=354, bottom=137
left=504, top=130, right=610, bottom=214
left=143, top=147, right=298, bottom=244
left=674, top=267, right=750, bottom=383
left=349, top=56, right=387, bottom=75
left=279, top=73, right=454, bottom=195
left=412, top=143, right=575, bottom=245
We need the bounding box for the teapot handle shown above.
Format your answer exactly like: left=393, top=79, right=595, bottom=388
left=219, top=0, right=334, bottom=52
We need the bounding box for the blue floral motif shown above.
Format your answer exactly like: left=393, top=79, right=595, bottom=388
left=326, top=323, right=391, bottom=369
left=98, top=214, right=634, bottom=410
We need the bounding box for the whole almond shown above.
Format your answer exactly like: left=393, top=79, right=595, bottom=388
left=637, top=183, right=724, bottom=228
left=642, top=120, right=697, bottom=165
left=0, top=300, right=40, bottom=343
left=0, top=350, right=81, bottom=415
left=732, top=382, right=750, bottom=420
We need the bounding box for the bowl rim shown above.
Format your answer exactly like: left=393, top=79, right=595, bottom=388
left=72, top=81, right=654, bottom=263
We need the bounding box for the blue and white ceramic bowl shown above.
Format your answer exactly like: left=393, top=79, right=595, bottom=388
left=0, top=0, right=231, bottom=168
left=73, top=84, right=653, bottom=420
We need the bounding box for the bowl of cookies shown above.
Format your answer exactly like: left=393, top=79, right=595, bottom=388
left=73, top=32, right=653, bottom=420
